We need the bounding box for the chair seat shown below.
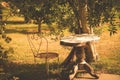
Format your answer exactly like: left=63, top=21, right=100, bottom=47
left=35, top=52, right=59, bottom=59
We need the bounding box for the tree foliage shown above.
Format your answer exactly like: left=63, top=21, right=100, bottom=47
left=4, top=0, right=76, bottom=34
left=87, top=0, right=120, bottom=35
left=61, top=0, right=120, bottom=35
left=3, top=0, right=120, bottom=35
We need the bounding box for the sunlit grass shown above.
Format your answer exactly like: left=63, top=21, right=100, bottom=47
left=1, top=15, right=120, bottom=80
left=4, top=24, right=120, bottom=75
left=93, top=30, right=120, bottom=74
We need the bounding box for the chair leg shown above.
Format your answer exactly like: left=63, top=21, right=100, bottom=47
left=45, top=58, right=49, bottom=79
left=34, top=57, right=37, bottom=63
left=57, top=56, right=60, bottom=73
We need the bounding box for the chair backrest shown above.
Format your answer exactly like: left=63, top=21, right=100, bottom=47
left=27, top=32, right=48, bottom=57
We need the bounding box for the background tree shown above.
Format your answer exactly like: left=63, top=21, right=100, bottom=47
left=5, top=0, right=48, bottom=32
left=64, top=0, right=120, bottom=34
left=5, top=0, right=120, bottom=34
left=5, top=0, right=80, bottom=34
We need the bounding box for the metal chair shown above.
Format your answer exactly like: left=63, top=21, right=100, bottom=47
left=27, top=32, right=59, bottom=77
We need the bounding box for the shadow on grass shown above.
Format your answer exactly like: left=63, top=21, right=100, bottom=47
left=2, top=62, right=60, bottom=80
left=4, top=20, right=37, bottom=34
left=5, top=28, right=31, bottom=34
left=5, top=21, right=26, bottom=24
left=5, top=29, right=27, bottom=34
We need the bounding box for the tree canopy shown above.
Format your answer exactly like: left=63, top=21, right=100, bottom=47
left=3, top=0, right=120, bottom=35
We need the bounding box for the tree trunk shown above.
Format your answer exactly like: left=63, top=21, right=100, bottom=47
left=78, top=1, right=89, bottom=33
left=0, top=9, right=2, bottom=21
left=38, top=22, right=41, bottom=33
left=78, top=1, right=98, bottom=62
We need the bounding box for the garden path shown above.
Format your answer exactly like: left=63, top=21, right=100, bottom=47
left=74, top=73, right=120, bottom=80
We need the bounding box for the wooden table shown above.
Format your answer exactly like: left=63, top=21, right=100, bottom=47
left=60, top=34, right=100, bottom=80
left=60, top=34, right=100, bottom=46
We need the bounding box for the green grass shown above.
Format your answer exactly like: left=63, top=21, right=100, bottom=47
left=91, top=30, right=120, bottom=75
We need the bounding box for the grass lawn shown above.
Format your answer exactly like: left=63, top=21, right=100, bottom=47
left=0, top=16, right=120, bottom=80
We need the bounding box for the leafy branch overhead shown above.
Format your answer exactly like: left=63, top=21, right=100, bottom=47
left=4, top=0, right=120, bottom=35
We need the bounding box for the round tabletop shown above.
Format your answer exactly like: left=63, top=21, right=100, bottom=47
left=60, top=34, right=100, bottom=46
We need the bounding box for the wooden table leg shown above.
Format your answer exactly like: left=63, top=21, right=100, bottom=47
left=61, top=47, right=76, bottom=67
left=69, top=46, right=99, bottom=79
left=60, top=46, right=99, bottom=80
